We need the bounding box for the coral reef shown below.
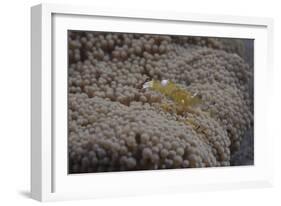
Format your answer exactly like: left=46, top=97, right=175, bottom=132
left=68, top=31, right=254, bottom=173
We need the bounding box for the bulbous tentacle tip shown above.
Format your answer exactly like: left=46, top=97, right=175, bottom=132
left=161, top=79, right=169, bottom=86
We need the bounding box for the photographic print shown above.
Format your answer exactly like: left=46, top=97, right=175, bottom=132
left=67, top=31, right=254, bottom=174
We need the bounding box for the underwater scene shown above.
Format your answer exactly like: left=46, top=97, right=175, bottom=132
left=68, top=31, right=254, bottom=174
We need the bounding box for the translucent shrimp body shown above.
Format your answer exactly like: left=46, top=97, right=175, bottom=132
left=143, top=80, right=209, bottom=134
left=143, top=80, right=201, bottom=113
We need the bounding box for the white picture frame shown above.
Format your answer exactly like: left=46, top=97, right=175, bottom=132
left=31, top=3, right=274, bottom=202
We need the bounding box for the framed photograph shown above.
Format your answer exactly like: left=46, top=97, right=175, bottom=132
left=31, top=3, right=274, bottom=201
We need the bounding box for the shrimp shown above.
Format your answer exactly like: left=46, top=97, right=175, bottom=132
left=143, top=79, right=209, bottom=135
left=143, top=79, right=201, bottom=114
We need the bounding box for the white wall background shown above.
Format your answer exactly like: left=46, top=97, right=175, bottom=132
left=0, top=0, right=280, bottom=205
